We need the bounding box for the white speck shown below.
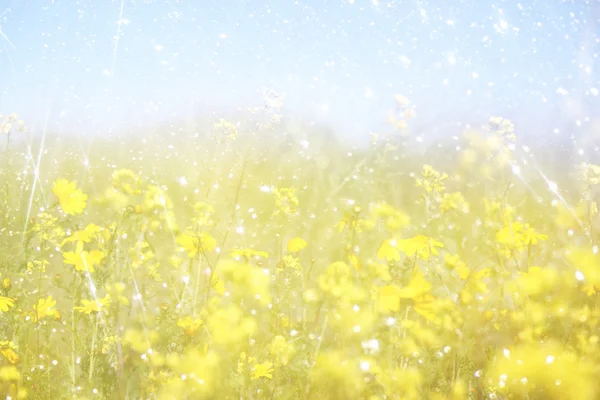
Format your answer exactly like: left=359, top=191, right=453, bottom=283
left=359, top=361, right=370, bottom=371
left=290, top=329, right=298, bottom=337
left=353, top=304, right=360, bottom=311
left=472, top=72, right=479, bottom=79
left=178, top=176, right=188, bottom=186
left=400, top=55, right=411, bottom=68
left=361, top=339, right=380, bottom=354
left=556, top=87, right=569, bottom=96
left=447, top=54, right=456, bottom=65
left=260, top=185, right=272, bottom=193
left=591, top=88, right=599, bottom=96
left=511, top=165, right=521, bottom=175
left=154, top=44, right=164, bottom=52
left=353, top=325, right=361, bottom=333
left=300, top=140, right=310, bottom=149
left=548, top=181, right=558, bottom=193
left=546, top=355, right=555, bottom=364
left=385, top=317, right=396, bottom=326
left=503, top=348, right=510, bottom=359
left=182, top=275, right=190, bottom=285
left=235, top=226, right=245, bottom=234
left=576, top=270, right=585, bottom=281
left=474, top=370, right=482, bottom=378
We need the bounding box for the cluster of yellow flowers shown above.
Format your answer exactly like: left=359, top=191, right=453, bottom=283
left=1, top=108, right=600, bottom=400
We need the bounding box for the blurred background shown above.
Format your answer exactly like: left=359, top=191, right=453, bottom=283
left=0, top=0, right=599, bottom=148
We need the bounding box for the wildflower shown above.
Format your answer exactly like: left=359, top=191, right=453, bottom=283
left=0, top=296, right=15, bottom=312
left=369, top=202, right=410, bottom=233
left=378, top=285, right=402, bottom=313
left=273, top=187, right=299, bottom=217
left=62, top=242, right=105, bottom=273
left=415, top=165, right=448, bottom=194
left=378, top=239, right=401, bottom=262
left=0, top=341, right=19, bottom=364
left=287, top=237, right=307, bottom=252
left=397, top=235, right=444, bottom=260
left=397, top=269, right=432, bottom=299
left=52, top=179, right=88, bottom=215
left=112, top=169, right=143, bottom=195
left=251, top=361, right=274, bottom=380
left=177, top=316, right=204, bottom=336
left=444, top=254, right=471, bottom=279
left=73, top=296, right=110, bottom=314
left=318, top=261, right=352, bottom=298
left=34, top=296, right=60, bottom=321
left=440, top=192, right=469, bottom=214
left=177, top=231, right=217, bottom=257
left=0, top=365, right=20, bottom=381
left=61, top=223, right=102, bottom=246
left=277, top=255, right=303, bottom=275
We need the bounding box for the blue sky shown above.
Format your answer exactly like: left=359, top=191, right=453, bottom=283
left=0, top=0, right=599, bottom=142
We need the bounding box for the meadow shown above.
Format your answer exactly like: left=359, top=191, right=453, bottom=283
left=0, top=96, right=599, bottom=399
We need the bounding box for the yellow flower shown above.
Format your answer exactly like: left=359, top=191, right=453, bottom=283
left=52, top=179, right=88, bottom=215
left=397, top=269, right=432, bottom=299
left=0, top=365, right=20, bottom=381
left=34, top=296, right=60, bottom=321
left=61, top=223, right=102, bottom=246
left=287, top=237, right=307, bottom=252
left=378, top=285, right=402, bottom=313
left=251, top=361, right=274, bottom=380
left=63, top=242, right=105, bottom=273
left=444, top=254, right=471, bottom=279
left=74, top=296, right=110, bottom=314
left=440, top=192, right=469, bottom=214
left=112, top=169, right=142, bottom=195
left=378, top=239, right=401, bottom=262
left=177, top=316, right=204, bottom=336
left=0, top=341, right=19, bottom=364
left=0, top=296, right=15, bottom=312
left=177, top=231, right=217, bottom=257
left=397, top=235, right=444, bottom=260
left=273, top=187, right=299, bottom=217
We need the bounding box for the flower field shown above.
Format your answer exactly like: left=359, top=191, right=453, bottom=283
left=1, top=101, right=599, bottom=400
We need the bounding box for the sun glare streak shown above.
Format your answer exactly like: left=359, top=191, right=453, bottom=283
left=532, top=162, right=586, bottom=232
left=110, top=0, right=126, bottom=76
left=511, top=162, right=543, bottom=200
left=21, top=114, right=50, bottom=246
